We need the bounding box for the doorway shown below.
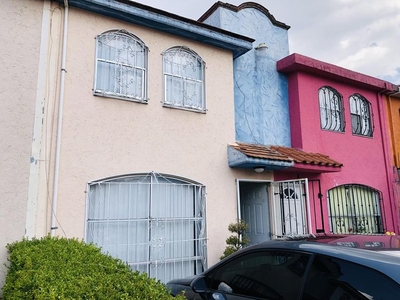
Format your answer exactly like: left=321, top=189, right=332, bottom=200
left=238, top=178, right=312, bottom=244
left=238, top=181, right=271, bottom=245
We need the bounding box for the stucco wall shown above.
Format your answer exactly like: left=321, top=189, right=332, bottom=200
left=0, top=0, right=44, bottom=291
left=42, top=6, right=273, bottom=267
left=202, top=5, right=291, bottom=146
left=288, top=72, right=396, bottom=231
left=387, top=95, right=400, bottom=228
left=387, top=96, right=400, bottom=169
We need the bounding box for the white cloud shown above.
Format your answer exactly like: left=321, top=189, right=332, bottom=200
left=340, top=39, right=349, bottom=49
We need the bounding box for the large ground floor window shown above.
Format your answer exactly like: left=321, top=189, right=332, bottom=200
left=328, top=184, right=385, bottom=234
left=85, top=172, right=206, bottom=283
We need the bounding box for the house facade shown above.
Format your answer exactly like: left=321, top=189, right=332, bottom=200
left=199, top=2, right=399, bottom=242
left=0, top=0, right=267, bottom=289
left=1, top=0, right=399, bottom=294
left=277, top=53, right=399, bottom=236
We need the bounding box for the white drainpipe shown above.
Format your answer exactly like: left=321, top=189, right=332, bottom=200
left=51, top=0, right=69, bottom=237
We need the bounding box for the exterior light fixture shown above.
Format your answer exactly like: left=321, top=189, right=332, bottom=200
left=255, top=43, right=268, bottom=50
left=254, top=166, right=265, bottom=173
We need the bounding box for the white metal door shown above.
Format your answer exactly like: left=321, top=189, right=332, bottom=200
left=271, top=179, right=311, bottom=238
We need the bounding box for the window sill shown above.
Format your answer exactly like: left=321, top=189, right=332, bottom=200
left=93, top=91, right=148, bottom=104
left=162, top=103, right=207, bottom=114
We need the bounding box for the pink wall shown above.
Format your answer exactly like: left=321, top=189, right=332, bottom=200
left=277, top=54, right=398, bottom=233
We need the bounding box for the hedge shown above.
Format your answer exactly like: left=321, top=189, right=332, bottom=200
left=2, top=236, right=184, bottom=299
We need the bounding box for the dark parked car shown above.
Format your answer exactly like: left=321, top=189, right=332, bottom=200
left=167, top=240, right=400, bottom=299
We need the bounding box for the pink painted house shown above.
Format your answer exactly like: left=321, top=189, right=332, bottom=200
left=276, top=53, right=398, bottom=236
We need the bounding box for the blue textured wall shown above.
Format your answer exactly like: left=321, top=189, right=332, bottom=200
left=203, top=6, right=291, bottom=146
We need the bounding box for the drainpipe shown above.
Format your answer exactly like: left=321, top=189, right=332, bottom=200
left=376, top=86, right=398, bottom=233
left=51, top=0, right=69, bottom=237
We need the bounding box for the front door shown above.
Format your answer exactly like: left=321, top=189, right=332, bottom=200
left=239, top=182, right=270, bottom=245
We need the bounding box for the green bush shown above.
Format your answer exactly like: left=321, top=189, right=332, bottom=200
left=3, top=236, right=184, bottom=299
left=220, top=220, right=250, bottom=260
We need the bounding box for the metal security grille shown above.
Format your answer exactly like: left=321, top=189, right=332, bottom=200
left=162, top=46, right=205, bottom=112
left=94, top=30, right=148, bottom=101
left=271, top=179, right=311, bottom=238
left=349, top=94, right=373, bottom=137
left=308, top=179, right=325, bottom=234
left=319, top=86, right=345, bottom=132
left=328, top=184, right=385, bottom=234
left=85, top=172, right=206, bottom=283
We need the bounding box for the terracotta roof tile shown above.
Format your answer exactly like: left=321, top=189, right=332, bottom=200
left=270, top=145, right=343, bottom=167
left=230, top=143, right=293, bottom=162
left=229, top=143, right=343, bottom=168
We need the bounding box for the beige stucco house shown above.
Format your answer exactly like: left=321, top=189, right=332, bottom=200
left=0, top=0, right=282, bottom=290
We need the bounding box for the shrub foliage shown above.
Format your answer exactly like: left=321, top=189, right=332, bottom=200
left=220, top=220, right=250, bottom=260
left=3, top=236, right=184, bottom=299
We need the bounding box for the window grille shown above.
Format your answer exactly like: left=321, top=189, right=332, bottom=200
left=319, top=86, right=345, bottom=132
left=162, top=46, right=205, bottom=112
left=327, top=184, right=385, bottom=234
left=271, top=179, right=310, bottom=238
left=349, top=94, right=373, bottom=137
left=94, top=30, right=148, bottom=102
left=85, top=172, right=206, bottom=283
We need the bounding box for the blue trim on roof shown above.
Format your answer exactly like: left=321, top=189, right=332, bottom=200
left=57, top=0, right=254, bottom=58
left=228, top=146, right=293, bottom=170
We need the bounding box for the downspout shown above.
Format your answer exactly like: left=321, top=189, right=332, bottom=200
left=376, top=87, right=398, bottom=233
left=51, top=0, right=69, bottom=237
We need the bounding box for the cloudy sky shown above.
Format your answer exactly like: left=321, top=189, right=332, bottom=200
left=134, top=0, right=400, bottom=85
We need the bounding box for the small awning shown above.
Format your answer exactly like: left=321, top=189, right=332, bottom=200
left=228, top=142, right=342, bottom=173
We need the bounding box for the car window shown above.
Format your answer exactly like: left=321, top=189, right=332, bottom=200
left=205, top=250, right=311, bottom=300
left=302, top=254, right=400, bottom=300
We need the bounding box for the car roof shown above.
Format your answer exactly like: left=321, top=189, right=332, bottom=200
left=221, top=240, right=400, bottom=283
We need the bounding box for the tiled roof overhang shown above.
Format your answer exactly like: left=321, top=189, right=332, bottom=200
left=228, top=143, right=342, bottom=173
left=228, top=142, right=293, bottom=170
left=54, top=0, right=254, bottom=59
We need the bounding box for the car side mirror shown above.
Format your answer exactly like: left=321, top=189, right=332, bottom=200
left=191, top=277, right=228, bottom=300
left=191, top=276, right=207, bottom=293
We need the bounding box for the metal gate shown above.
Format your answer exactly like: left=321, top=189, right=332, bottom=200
left=271, top=179, right=311, bottom=238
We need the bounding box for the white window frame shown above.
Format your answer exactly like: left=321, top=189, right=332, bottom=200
left=94, top=29, right=148, bottom=102
left=162, top=46, right=206, bottom=112
left=85, top=172, right=207, bottom=283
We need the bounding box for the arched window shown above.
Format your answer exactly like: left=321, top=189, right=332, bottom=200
left=86, top=172, right=206, bottom=283
left=94, top=30, right=148, bottom=102
left=327, top=184, right=385, bottom=234
left=318, top=86, right=345, bottom=132
left=162, top=46, right=205, bottom=112
left=349, top=94, right=373, bottom=137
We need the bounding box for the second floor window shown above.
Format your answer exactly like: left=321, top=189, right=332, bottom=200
left=349, top=94, right=373, bottom=137
left=318, top=86, right=345, bottom=132
left=162, top=46, right=205, bottom=112
left=94, top=30, right=148, bottom=102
